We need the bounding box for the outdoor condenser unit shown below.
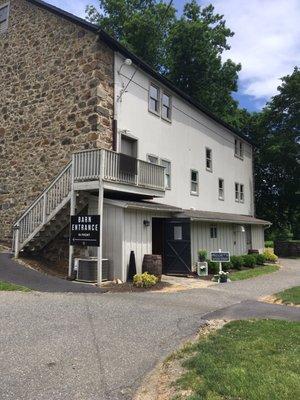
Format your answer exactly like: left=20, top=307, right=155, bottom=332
left=74, top=258, right=109, bottom=282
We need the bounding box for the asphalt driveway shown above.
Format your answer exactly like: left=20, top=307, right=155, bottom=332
left=0, top=257, right=299, bottom=400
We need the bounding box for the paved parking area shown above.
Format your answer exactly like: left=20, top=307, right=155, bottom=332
left=0, top=257, right=299, bottom=399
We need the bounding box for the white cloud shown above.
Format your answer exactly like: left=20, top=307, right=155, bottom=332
left=209, top=0, right=300, bottom=100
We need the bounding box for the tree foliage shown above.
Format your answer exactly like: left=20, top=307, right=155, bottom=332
left=249, top=68, right=300, bottom=239
left=86, top=0, right=176, bottom=69
left=86, top=0, right=241, bottom=119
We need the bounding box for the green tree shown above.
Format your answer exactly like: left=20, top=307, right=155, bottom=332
left=86, top=0, right=241, bottom=119
left=165, top=1, right=241, bottom=120
left=86, top=0, right=176, bottom=69
left=250, top=67, right=300, bottom=239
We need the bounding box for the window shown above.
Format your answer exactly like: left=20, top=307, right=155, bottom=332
left=190, top=169, right=199, bottom=195
left=218, top=178, right=224, bottom=200
left=235, top=183, right=245, bottom=203
left=121, top=134, right=137, bottom=158
left=149, top=83, right=160, bottom=114
left=210, top=226, right=217, bottom=239
left=147, top=154, right=159, bottom=165
left=0, top=2, right=9, bottom=34
left=161, top=92, right=172, bottom=121
left=161, top=159, right=171, bottom=189
left=240, top=184, right=244, bottom=203
left=174, top=226, right=182, bottom=240
left=206, top=148, right=212, bottom=171
left=234, top=138, right=244, bottom=159
left=235, top=182, right=240, bottom=202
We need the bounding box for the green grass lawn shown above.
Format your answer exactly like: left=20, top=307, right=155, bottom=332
left=0, top=281, right=31, bottom=292
left=275, top=286, right=300, bottom=305
left=229, top=264, right=279, bottom=281
left=175, top=320, right=300, bottom=400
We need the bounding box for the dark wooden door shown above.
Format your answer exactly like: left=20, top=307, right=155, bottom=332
left=164, top=218, right=191, bottom=275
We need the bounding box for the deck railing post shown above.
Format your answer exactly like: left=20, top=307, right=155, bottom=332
left=14, top=225, right=20, bottom=258
left=97, top=149, right=105, bottom=286
left=42, top=193, right=47, bottom=223
left=68, top=156, right=76, bottom=278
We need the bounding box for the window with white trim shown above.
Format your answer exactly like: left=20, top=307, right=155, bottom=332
left=190, top=169, right=199, bottom=195
left=206, top=148, right=212, bottom=171
left=234, top=138, right=244, bottom=159
left=240, top=184, right=244, bottom=203
left=210, top=226, right=217, bottom=239
left=161, top=159, right=171, bottom=189
left=149, top=83, right=160, bottom=114
left=161, top=92, right=172, bottom=121
left=147, top=154, right=159, bottom=165
left=0, top=2, right=9, bottom=34
left=235, top=183, right=244, bottom=203
left=147, top=155, right=171, bottom=190
left=218, top=178, right=224, bottom=200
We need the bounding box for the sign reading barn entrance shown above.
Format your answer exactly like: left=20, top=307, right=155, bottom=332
left=164, top=218, right=191, bottom=275
left=70, top=215, right=100, bottom=246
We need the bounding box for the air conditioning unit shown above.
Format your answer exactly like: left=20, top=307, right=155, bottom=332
left=74, top=258, right=109, bottom=282
left=196, top=261, right=208, bottom=277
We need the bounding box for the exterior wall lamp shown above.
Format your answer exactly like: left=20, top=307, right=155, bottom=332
left=143, top=220, right=150, bottom=227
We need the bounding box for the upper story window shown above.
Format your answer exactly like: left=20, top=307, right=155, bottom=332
left=149, top=83, right=160, bottom=114
left=0, top=2, right=9, bottom=34
left=147, top=155, right=171, bottom=190
left=161, top=159, right=171, bottom=189
left=147, top=154, right=159, bottom=165
left=149, top=82, right=172, bottom=121
left=206, top=148, right=212, bottom=171
left=190, top=169, right=199, bottom=195
left=162, top=92, right=172, bottom=121
left=235, top=183, right=244, bottom=203
left=218, top=178, right=224, bottom=200
left=234, top=138, right=244, bottom=159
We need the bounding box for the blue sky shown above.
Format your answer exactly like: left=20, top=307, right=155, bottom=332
left=46, top=0, right=300, bottom=112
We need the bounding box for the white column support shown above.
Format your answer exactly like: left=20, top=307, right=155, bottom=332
left=68, top=156, right=76, bottom=278
left=97, top=149, right=105, bottom=286
left=14, top=226, right=20, bottom=258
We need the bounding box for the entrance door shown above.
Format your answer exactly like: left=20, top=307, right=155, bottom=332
left=164, top=218, right=191, bottom=275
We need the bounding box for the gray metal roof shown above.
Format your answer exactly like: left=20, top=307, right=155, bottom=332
left=104, top=199, right=182, bottom=212
left=104, top=199, right=270, bottom=225
left=177, top=209, right=271, bottom=225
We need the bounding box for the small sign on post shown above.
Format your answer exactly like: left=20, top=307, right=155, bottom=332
left=70, top=215, right=100, bottom=246
left=211, top=249, right=230, bottom=276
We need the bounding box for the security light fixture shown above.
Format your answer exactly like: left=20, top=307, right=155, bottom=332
left=143, top=220, right=150, bottom=227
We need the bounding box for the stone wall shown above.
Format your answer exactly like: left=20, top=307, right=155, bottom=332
left=274, top=241, right=300, bottom=258
left=0, top=0, right=114, bottom=242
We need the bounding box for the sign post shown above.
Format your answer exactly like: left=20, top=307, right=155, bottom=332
left=210, top=249, right=230, bottom=275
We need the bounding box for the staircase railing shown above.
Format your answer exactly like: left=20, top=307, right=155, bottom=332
left=13, top=162, right=72, bottom=249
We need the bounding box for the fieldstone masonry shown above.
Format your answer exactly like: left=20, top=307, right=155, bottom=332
left=0, top=0, right=114, bottom=242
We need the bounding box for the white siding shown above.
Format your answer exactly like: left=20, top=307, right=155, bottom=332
left=115, top=53, right=255, bottom=216
left=251, top=225, right=265, bottom=252
left=191, top=221, right=247, bottom=264
left=123, top=209, right=170, bottom=278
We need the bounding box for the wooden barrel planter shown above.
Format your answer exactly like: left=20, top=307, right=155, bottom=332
left=142, top=254, right=162, bottom=281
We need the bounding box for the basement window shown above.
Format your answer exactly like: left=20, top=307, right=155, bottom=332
left=0, top=2, right=9, bottom=34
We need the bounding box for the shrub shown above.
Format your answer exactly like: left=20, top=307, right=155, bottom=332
left=133, top=272, right=158, bottom=288
left=231, top=255, right=243, bottom=270
left=255, top=253, right=266, bottom=265
left=198, top=249, right=207, bottom=262
left=208, top=261, right=219, bottom=274
left=242, top=254, right=256, bottom=268
left=263, top=249, right=278, bottom=263
left=265, top=240, right=274, bottom=248
left=222, top=261, right=233, bottom=272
